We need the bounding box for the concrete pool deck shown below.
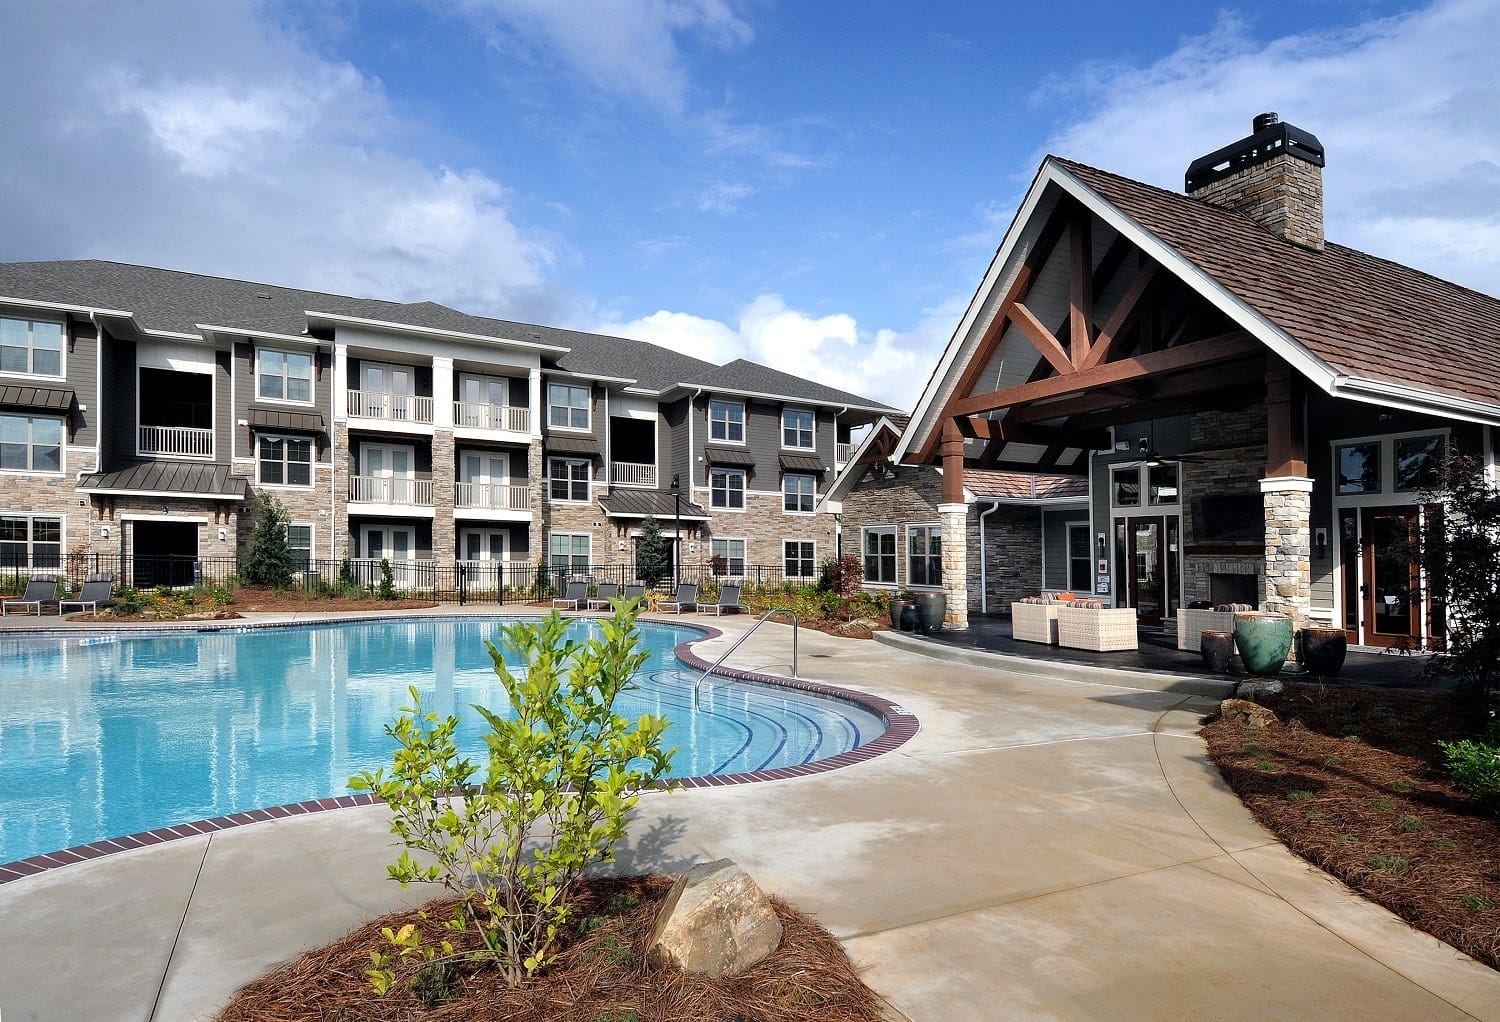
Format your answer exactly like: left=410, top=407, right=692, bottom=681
left=0, top=615, right=1497, bottom=1021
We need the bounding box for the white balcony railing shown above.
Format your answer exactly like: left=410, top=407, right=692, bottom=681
left=138, top=425, right=214, bottom=458
left=835, top=442, right=854, bottom=465
left=454, top=401, right=530, bottom=433
left=348, top=475, right=434, bottom=506
left=455, top=482, right=532, bottom=511
left=347, top=389, right=434, bottom=424
left=610, top=461, right=657, bottom=488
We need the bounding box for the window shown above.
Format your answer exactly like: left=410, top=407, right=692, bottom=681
left=908, top=524, right=942, bottom=587
left=783, top=472, right=815, bottom=513
left=548, top=383, right=590, bottom=430
left=257, top=435, right=312, bottom=486
left=708, top=399, right=744, bottom=443
left=0, top=413, right=62, bottom=472
left=1336, top=442, right=1380, bottom=495
left=1395, top=434, right=1445, bottom=492
left=549, top=533, right=590, bottom=574
left=256, top=348, right=313, bottom=403
left=1148, top=462, right=1179, bottom=505
left=863, top=526, right=896, bottom=584
left=784, top=540, right=815, bottom=579
left=711, top=538, right=745, bottom=575
left=1067, top=523, right=1092, bottom=592
left=285, top=523, right=313, bottom=570
left=1112, top=466, right=1140, bottom=507
left=549, top=457, right=590, bottom=501
left=782, top=408, right=814, bottom=449
left=710, top=468, right=745, bottom=509
left=0, top=316, right=63, bottom=377
left=0, top=514, right=61, bottom=569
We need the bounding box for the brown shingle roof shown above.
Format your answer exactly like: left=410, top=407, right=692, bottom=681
left=965, top=470, right=1088, bottom=500
left=1055, top=158, right=1500, bottom=410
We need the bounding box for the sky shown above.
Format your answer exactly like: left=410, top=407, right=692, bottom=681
left=2, top=0, right=1496, bottom=411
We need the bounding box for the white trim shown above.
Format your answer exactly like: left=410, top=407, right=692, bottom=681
left=708, top=465, right=747, bottom=510
left=545, top=454, right=591, bottom=503
left=780, top=406, right=816, bottom=451
left=286, top=520, right=316, bottom=563
left=252, top=345, right=316, bottom=407
left=0, top=409, right=66, bottom=476
left=1260, top=477, right=1315, bottom=493
left=305, top=310, right=570, bottom=355
left=860, top=524, right=898, bottom=586
left=196, top=324, right=323, bottom=349
left=255, top=432, right=316, bottom=489
left=0, top=311, right=67, bottom=381
left=709, top=535, right=747, bottom=575
left=546, top=380, right=592, bottom=433
left=0, top=509, right=66, bottom=571
left=782, top=537, right=818, bottom=580
left=906, top=521, right=944, bottom=590
left=119, top=513, right=210, bottom=523
left=672, top=382, right=889, bottom=415
left=781, top=471, right=818, bottom=514
left=706, top=397, right=747, bottom=446
left=82, top=488, right=240, bottom=500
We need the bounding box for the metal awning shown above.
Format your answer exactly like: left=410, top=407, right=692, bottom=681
left=545, top=434, right=603, bottom=458
left=779, top=453, right=827, bottom=474
left=704, top=446, right=755, bottom=466
left=247, top=406, right=325, bottom=433
left=599, top=490, right=710, bottom=521
left=0, top=384, right=74, bottom=413
left=78, top=460, right=251, bottom=499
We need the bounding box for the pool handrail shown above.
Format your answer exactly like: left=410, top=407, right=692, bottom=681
left=693, top=607, right=798, bottom=705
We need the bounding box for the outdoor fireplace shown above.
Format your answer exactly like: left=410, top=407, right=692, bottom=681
left=1209, top=572, right=1259, bottom=608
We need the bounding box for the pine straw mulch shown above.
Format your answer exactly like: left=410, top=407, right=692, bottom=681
left=218, top=874, right=888, bottom=1022
left=1203, top=683, right=1499, bottom=971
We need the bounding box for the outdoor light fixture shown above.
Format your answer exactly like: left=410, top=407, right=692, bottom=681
left=1097, top=533, right=1107, bottom=555
left=669, top=473, right=683, bottom=589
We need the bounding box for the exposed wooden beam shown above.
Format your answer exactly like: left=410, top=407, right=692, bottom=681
left=957, top=415, right=1108, bottom=451
left=1008, top=354, right=1264, bottom=423
left=1067, top=387, right=1260, bottom=430
left=1011, top=301, right=1076, bottom=377
left=1079, top=263, right=1157, bottom=372
left=941, top=419, right=966, bottom=504
left=951, top=331, right=1261, bottom=418
left=1069, top=211, right=1093, bottom=367
left=1265, top=360, right=1307, bottom=477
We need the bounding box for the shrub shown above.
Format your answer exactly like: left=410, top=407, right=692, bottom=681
left=349, top=606, right=675, bottom=992
left=338, top=557, right=356, bottom=586
left=634, top=515, right=671, bottom=589
left=240, top=492, right=299, bottom=588
left=817, top=555, right=864, bottom=600
left=1438, top=733, right=1500, bottom=814
left=377, top=558, right=396, bottom=601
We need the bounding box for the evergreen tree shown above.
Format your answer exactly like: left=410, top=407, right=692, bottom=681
left=634, top=515, right=672, bottom=588
left=241, top=492, right=299, bottom=588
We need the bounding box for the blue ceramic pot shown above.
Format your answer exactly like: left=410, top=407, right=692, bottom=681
left=1233, top=614, right=1294, bottom=677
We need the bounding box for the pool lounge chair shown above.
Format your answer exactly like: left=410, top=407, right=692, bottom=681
left=60, top=574, right=117, bottom=617
left=3, top=574, right=60, bottom=616
left=658, top=582, right=697, bottom=614
left=621, top=583, right=646, bottom=607
left=586, top=581, right=620, bottom=611
left=700, top=581, right=741, bottom=616
left=552, top=579, right=590, bottom=611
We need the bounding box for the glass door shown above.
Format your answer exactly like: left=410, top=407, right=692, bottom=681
left=460, top=450, right=509, bottom=509
left=363, top=444, right=414, bottom=503
left=1363, top=507, right=1420, bottom=648
left=459, top=374, right=509, bottom=428
left=362, top=363, right=414, bottom=419
left=1113, top=514, right=1180, bottom=627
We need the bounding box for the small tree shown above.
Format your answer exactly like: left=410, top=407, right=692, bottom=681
left=240, top=492, right=298, bottom=588
left=634, top=514, right=672, bottom=589
left=350, top=605, right=675, bottom=992
left=1419, top=452, right=1500, bottom=729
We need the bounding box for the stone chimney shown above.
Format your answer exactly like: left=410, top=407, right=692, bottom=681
left=1185, top=113, right=1325, bottom=251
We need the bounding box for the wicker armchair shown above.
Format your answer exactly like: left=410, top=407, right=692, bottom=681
left=1056, top=604, right=1139, bottom=652
left=1177, top=608, right=1238, bottom=651
left=1011, top=601, right=1060, bottom=644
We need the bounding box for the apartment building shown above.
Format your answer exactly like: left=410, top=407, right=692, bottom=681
left=0, top=261, right=894, bottom=586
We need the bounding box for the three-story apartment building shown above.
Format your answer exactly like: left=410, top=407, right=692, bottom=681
left=0, top=261, right=893, bottom=586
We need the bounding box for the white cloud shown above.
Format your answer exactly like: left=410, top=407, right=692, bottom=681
left=0, top=0, right=558, bottom=320
left=1035, top=0, right=1500, bottom=294
left=600, top=293, right=965, bottom=410
left=697, top=180, right=758, bottom=214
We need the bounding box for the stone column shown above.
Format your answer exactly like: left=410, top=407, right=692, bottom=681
left=527, top=442, right=546, bottom=574
left=332, top=423, right=351, bottom=560
left=939, top=503, right=970, bottom=630
left=1261, top=477, right=1312, bottom=623
left=432, top=429, right=456, bottom=562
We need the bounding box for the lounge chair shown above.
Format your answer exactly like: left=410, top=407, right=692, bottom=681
left=60, top=573, right=117, bottom=617
left=700, top=581, right=741, bottom=616
left=586, top=581, right=620, bottom=611
left=657, top=582, right=697, bottom=614
left=621, top=583, right=646, bottom=607
left=552, top=579, right=589, bottom=611
left=3, top=574, right=60, bottom=616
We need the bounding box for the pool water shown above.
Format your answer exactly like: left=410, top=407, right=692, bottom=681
left=0, top=617, right=887, bottom=866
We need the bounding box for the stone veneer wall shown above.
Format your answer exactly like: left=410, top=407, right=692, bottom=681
left=1181, top=406, right=1267, bottom=605
left=697, top=493, right=836, bottom=575
left=1190, top=152, right=1324, bottom=251
left=1262, top=483, right=1312, bottom=622
left=969, top=505, right=1043, bottom=612
left=431, top=429, right=455, bottom=561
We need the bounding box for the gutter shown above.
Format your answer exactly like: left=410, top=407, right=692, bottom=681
left=977, top=499, right=1004, bottom=614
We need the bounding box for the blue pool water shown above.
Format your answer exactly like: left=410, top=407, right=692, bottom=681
left=0, top=617, right=886, bottom=866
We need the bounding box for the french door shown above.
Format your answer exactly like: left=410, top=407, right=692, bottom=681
left=460, top=450, right=510, bottom=509
left=460, top=528, right=507, bottom=562
left=1339, top=505, right=1437, bottom=649
left=362, top=444, right=414, bottom=503
left=1113, top=514, right=1180, bottom=627
left=361, top=362, right=415, bottom=419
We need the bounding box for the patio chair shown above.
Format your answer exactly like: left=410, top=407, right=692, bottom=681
left=60, top=573, right=117, bottom=617
left=552, top=579, right=590, bottom=611
left=657, top=582, right=698, bottom=614
left=586, top=581, right=620, bottom=611
left=700, top=581, right=741, bottom=616
left=2, top=574, right=61, bottom=616
left=621, top=583, right=646, bottom=604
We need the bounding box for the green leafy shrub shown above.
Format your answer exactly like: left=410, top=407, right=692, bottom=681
left=377, top=558, right=395, bottom=601
left=1438, top=732, right=1500, bottom=813
left=338, top=557, right=356, bottom=586
left=349, top=606, right=675, bottom=992
left=240, top=492, right=299, bottom=588
left=633, top=515, right=671, bottom=589
left=114, top=587, right=147, bottom=615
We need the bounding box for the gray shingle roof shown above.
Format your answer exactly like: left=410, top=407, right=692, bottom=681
left=77, top=460, right=251, bottom=498
left=680, top=358, right=896, bottom=412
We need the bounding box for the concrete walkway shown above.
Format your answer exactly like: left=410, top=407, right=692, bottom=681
left=1, top=618, right=1496, bottom=1021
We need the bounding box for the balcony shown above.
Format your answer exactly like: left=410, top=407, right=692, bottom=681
left=454, top=401, right=530, bottom=433
left=610, top=461, right=657, bottom=488
left=138, top=425, right=214, bottom=458
left=455, top=482, right=532, bottom=511
left=348, top=476, right=434, bottom=506
left=347, top=389, right=433, bottom=424
left=836, top=442, right=854, bottom=465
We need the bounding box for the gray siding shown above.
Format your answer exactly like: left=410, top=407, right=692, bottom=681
left=65, top=316, right=99, bottom=447
left=1042, top=508, right=1089, bottom=590
left=744, top=399, right=780, bottom=488
left=233, top=341, right=332, bottom=463
left=108, top=338, right=137, bottom=466
left=663, top=397, right=690, bottom=490
left=215, top=350, right=232, bottom=462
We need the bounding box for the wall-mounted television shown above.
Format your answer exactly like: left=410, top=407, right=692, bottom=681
left=1192, top=493, right=1264, bottom=546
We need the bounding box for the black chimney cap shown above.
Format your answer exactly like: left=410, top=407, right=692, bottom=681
left=1185, top=115, right=1324, bottom=192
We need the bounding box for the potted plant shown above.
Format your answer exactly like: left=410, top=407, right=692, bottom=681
left=915, top=590, right=947, bottom=633
left=1299, top=626, right=1348, bottom=678
left=890, top=590, right=915, bottom=631
left=1232, top=612, right=1295, bottom=677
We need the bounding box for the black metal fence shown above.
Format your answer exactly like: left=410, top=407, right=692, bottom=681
left=0, top=553, right=804, bottom=605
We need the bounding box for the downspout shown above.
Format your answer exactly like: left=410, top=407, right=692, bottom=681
left=978, top=499, right=1004, bottom=615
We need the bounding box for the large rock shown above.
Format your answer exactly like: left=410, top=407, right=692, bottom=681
left=1220, top=698, right=1279, bottom=730
left=1235, top=678, right=1285, bottom=703
left=646, top=859, right=783, bottom=978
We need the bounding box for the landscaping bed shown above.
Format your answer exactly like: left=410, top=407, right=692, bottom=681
left=229, top=591, right=437, bottom=613
left=1203, top=683, right=1499, bottom=970
left=218, top=874, right=887, bottom=1022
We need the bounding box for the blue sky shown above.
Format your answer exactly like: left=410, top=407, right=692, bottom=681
left=2, top=1, right=1496, bottom=409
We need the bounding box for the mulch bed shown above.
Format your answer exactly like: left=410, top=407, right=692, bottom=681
left=218, top=874, right=887, bottom=1022
left=1203, top=683, right=1499, bottom=970
left=231, top=594, right=438, bottom=613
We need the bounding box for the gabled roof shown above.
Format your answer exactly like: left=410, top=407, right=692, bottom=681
left=677, top=358, right=898, bottom=414
left=898, top=156, right=1500, bottom=461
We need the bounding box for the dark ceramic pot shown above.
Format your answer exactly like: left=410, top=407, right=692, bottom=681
left=899, top=603, right=919, bottom=632
left=1200, top=630, right=1236, bottom=673
left=916, top=592, right=947, bottom=633
left=1299, top=627, right=1348, bottom=678
left=1233, top=613, right=1295, bottom=677
left=890, top=599, right=912, bottom=630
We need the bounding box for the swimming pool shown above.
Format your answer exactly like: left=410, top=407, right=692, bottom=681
left=0, top=616, right=889, bottom=867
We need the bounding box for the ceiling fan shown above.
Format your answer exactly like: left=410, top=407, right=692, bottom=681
left=1115, top=395, right=1218, bottom=469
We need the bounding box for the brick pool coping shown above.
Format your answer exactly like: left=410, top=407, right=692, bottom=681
left=0, top=612, right=919, bottom=885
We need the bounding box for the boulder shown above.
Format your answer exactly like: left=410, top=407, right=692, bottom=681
left=1235, top=678, right=1285, bottom=703
left=833, top=620, right=875, bottom=639
left=646, top=859, right=783, bottom=978
left=1220, top=698, right=1279, bottom=730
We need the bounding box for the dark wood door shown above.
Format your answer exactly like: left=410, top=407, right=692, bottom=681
left=1361, top=507, right=1420, bottom=649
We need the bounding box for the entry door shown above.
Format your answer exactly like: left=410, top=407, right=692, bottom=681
left=460, top=451, right=509, bottom=508
left=361, top=363, right=414, bottom=419
left=459, top=375, right=509, bottom=427
left=363, top=444, right=414, bottom=503
left=1362, top=507, right=1421, bottom=648
left=1114, top=514, right=1180, bottom=627
left=460, top=528, right=507, bottom=562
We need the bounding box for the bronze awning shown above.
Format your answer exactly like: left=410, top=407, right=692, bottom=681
left=704, top=446, right=755, bottom=466
left=545, top=434, right=603, bottom=458
left=779, top=453, right=826, bottom=474
left=0, top=384, right=74, bottom=413
left=247, top=406, right=325, bottom=433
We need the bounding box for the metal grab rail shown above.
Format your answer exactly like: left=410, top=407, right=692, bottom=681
left=693, top=607, right=798, bottom=705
